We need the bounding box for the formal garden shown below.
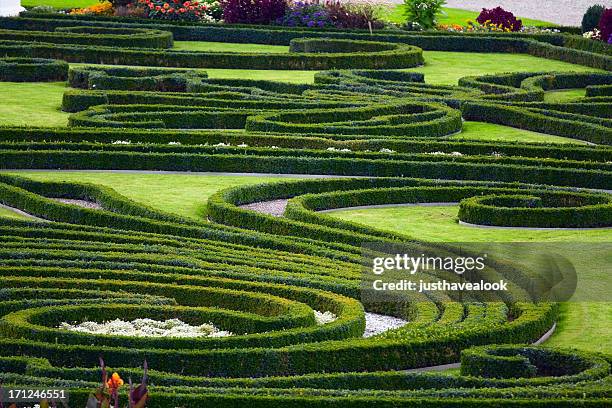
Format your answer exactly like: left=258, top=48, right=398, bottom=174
left=0, top=0, right=610, bottom=406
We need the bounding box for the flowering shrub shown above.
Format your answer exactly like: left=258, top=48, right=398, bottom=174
left=402, top=0, right=446, bottom=30
left=476, top=6, right=522, bottom=32
left=583, top=28, right=602, bottom=40
left=135, top=0, right=220, bottom=22
left=222, top=0, right=288, bottom=24
left=277, top=2, right=333, bottom=28
left=86, top=358, right=149, bottom=408
left=61, top=318, right=234, bottom=338
left=599, top=8, right=612, bottom=44
left=323, top=0, right=385, bottom=30
left=70, top=1, right=114, bottom=15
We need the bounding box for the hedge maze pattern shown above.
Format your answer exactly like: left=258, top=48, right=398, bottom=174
left=0, top=11, right=611, bottom=407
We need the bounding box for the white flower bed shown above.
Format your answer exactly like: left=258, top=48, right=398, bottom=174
left=59, top=318, right=233, bottom=338
left=314, top=310, right=337, bottom=325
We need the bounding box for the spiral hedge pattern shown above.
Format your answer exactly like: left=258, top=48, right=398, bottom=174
left=0, top=11, right=611, bottom=407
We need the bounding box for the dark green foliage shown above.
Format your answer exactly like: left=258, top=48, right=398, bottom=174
left=582, top=5, right=606, bottom=33
left=0, top=57, right=68, bottom=81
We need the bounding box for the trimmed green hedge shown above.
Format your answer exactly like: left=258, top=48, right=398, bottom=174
left=0, top=26, right=174, bottom=49
left=68, top=66, right=208, bottom=91
left=458, top=191, right=612, bottom=228
left=0, top=36, right=424, bottom=70
left=0, top=57, right=67, bottom=81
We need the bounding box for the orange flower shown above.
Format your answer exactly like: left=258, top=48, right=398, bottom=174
left=107, top=372, right=124, bottom=390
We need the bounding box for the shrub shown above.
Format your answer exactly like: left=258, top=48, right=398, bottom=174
left=277, top=1, right=333, bottom=28
left=133, top=0, right=218, bottom=22
left=221, top=0, right=288, bottom=24
left=69, top=1, right=114, bottom=15
left=402, top=0, right=446, bottom=30
left=581, top=4, right=605, bottom=33
left=477, top=6, right=523, bottom=32
left=323, top=0, right=385, bottom=30
left=599, top=8, right=612, bottom=44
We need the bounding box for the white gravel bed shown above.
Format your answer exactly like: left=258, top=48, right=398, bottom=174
left=53, top=198, right=104, bottom=210
left=240, top=199, right=289, bottom=217
left=364, top=312, right=409, bottom=337
left=443, top=0, right=609, bottom=26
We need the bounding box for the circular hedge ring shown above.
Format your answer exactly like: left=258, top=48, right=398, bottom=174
left=245, top=100, right=462, bottom=137
left=458, top=191, right=612, bottom=228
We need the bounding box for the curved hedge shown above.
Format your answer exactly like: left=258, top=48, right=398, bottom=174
left=458, top=191, right=612, bottom=228
left=0, top=57, right=68, bottom=81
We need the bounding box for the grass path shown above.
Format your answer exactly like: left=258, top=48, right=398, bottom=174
left=0, top=205, right=30, bottom=220
left=0, top=82, right=69, bottom=127
left=329, top=204, right=612, bottom=353
left=453, top=122, right=585, bottom=144
left=382, top=6, right=553, bottom=27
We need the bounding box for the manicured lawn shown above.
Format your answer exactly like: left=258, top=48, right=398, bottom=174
left=0, top=205, right=30, bottom=220
left=0, top=82, right=69, bottom=127
left=5, top=171, right=292, bottom=219
left=544, top=89, right=586, bottom=103
left=174, top=41, right=289, bottom=53
left=382, top=6, right=553, bottom=27
left=454, top=122, right=587, bottom=144
left=22, top=0, right=96, bottom=8
left=329, top=204, right=612, bottom=353
left=405, top=52, right=602, bottom=85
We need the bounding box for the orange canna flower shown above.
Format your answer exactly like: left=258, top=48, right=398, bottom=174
left=107, top=372, right=124, bottom=390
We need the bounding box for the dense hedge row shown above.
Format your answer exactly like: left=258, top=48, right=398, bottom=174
left=0, top=30, right=424, bottom=70
left=0, top=26, right=174, bottom=48
left=68, top=66, right=208, bottom=92
left=0, top=57, right=67, bottom=81
left=458, top=191, right=612, bottom=228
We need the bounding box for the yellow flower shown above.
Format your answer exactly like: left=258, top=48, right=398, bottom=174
left=107, top=372, right=124, bottom=390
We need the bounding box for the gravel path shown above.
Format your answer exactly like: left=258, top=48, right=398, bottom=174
left=53, top=198, right=104, bottom=210
left=444, top=0, right=610, bottom=26
left=364, top=312, right=409, bottom=337
left=240, top=199, right=288, bottom=217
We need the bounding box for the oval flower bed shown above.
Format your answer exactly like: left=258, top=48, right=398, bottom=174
left=60, top=318, right=234, bottom=338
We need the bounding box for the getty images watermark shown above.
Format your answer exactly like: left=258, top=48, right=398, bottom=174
left=370, top=252, right=510, bottom=292
left=361, top=242, right=610, bottom=304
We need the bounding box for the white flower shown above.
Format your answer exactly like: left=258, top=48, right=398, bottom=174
left=60, top=318, right=234, bottom=338
left=214, top=142, right=230, bottom=147
left=314, top=310, right=337, bottom=325
left=168, top=141, right=181, bottom=145
left=237, top=143, right=248, bottom=147
left=379, top=148, right=396, bottom=153
left=112, top=140, right=131, bottom=145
